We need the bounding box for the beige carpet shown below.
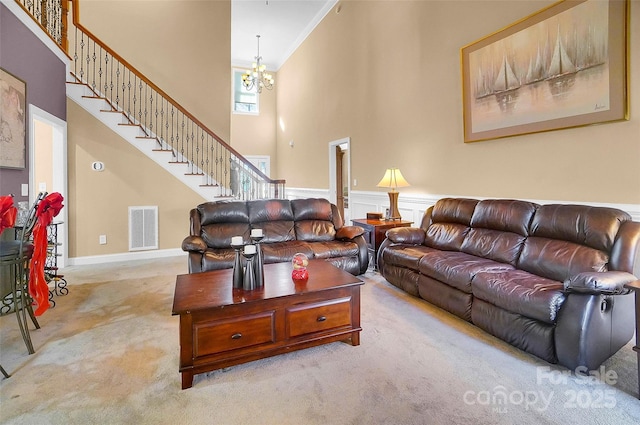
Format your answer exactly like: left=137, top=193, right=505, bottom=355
left=1, top=256, right=639, bottom=424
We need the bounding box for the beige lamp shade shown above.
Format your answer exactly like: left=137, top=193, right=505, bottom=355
left=376, top=168, right=410, bottom=191
left=376, top=168, right=410, bottom=220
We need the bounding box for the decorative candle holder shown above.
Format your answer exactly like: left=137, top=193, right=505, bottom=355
left=251, top=232, right=265, bottom=288
left=231, top=238, right=244, bottom=289
left=243, top=245, right=257, bottom=291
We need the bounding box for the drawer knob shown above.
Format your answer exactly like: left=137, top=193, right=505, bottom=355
left=231, top=333, right=243, bottom=340
left=317, top=316, right=327, bottom=322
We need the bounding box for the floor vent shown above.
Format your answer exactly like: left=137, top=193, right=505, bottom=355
left=128, top=206, right=158, bottom=251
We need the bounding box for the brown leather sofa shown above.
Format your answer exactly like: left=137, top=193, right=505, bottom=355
left=378, top=198, right=640, bottom=370
left=182, top=198, right=369, bottom=275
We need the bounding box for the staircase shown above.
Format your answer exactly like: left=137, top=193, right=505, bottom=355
left=65, top=82, right=221, bottom=199
left=18, top=0, right=284, bottom=201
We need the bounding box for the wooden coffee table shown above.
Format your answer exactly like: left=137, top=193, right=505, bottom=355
left=172, top=260, right=363, bottom=389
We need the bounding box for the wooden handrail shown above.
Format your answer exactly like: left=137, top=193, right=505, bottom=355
left=68, top=0, right=283, bottom=185
left=13, top=0, right=72, bottom=59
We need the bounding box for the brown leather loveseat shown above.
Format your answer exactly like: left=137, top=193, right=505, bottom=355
left=378, top=198, right=640, bottom=370
left=182, top=198, right=369, bottom=275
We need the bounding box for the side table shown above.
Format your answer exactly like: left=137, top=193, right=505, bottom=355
left=351, top=218, right=412, bottom=270
left=624, top=280, right=640, bottom=399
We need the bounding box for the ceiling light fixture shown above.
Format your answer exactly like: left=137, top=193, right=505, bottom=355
left=242, top=35, right=274, bottom=94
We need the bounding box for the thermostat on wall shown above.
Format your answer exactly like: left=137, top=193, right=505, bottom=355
left=91, top=161, right=105, bottom=171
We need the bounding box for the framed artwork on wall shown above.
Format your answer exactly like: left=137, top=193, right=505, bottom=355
left=0, top=68, right=27, bottom=168
left=461, top=0, right=629, bottom=143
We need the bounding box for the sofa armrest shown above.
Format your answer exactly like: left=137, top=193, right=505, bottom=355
left=336, top=225, right=365, bottom=240
left=181, top=235, right=207, bottom=253
left=386, top=227, right=425, bottom=245
left=563, top=271, right=638, bottom=295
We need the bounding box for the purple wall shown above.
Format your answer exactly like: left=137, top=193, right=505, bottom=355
left=0, top=4, right=66, bottom=203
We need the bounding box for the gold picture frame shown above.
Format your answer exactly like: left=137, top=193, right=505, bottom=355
left=461, top=0, right=629, bottom=143
left=0, top=68, right=27, bottom=168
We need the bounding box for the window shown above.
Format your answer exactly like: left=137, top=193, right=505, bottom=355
left=233, top=69, right=258, bottom=114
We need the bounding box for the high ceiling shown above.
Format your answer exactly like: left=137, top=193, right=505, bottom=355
left=231, top=0, right=337, bottom=71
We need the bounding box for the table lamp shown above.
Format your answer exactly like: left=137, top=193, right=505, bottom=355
left=376, top=168, right=410, bottom=220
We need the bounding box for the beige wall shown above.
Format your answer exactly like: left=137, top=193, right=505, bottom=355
left=67, top=100, right=205, bottom=257
left=230, top=70, right=278, bottom=176
left=78, top=0, right=231, bottom=141
left=67, top=0, right=231, bottom=257
left=276, top=0, right=640, bottom=204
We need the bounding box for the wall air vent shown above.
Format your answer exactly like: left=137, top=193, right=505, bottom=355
left=128, top=206, right=158, bottom=251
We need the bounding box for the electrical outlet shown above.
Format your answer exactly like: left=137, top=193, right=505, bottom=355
left=99, top=235, right=107, bottom=245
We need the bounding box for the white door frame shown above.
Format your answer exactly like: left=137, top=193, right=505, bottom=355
left=29, top=105, right=68, bottom=268
left=328, top=137, right=350, bottom=222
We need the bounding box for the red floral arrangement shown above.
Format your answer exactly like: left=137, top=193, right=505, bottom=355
left=0, top=195, right=17, bottom=234
left=29, top=192, right=64, bottom=316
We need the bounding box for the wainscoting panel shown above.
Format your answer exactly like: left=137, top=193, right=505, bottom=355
left=286, top=188, right=640, bottom=223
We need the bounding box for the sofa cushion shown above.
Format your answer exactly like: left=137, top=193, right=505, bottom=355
left=199, top=201, right=249, bottom=225
left=518, top=237, right=608, bottom=282
left=291, top=198, right=334, bottom=221
left=381, top=244, right=434, bottom=270
left=471, top=270, right=566, bottom=324
left=259, top=221, right=296, bottom=243
left=458, top=200, right=536, bottom=265
left=529, top=204, right=630, bottom=252
left=308, top=240, right=360, bottom=259
left=295, top=220, right=336, bottom=242
left=198, top=201, right=250, bottom=248
left=291, top=198, right=337, bottom=242
left=262, top=241, right=314, bottom=264
left=248, top=200, right=295, bottom=243
left=201, top=248, right=236, bottom=272
left=423, top=198, right=477, bottom=251
left=470, top=199, right=538, bottom=236
left=430, top=198, right=479, bottom=225
left=461, top=228, right=526, bottom=266
left=424, top=223, right=470, bottom=251
left=248, top=199, right=294, bottom=222
left=201, top=223, right=250, bottom=249
left=418, top=250, right=514, bottom=293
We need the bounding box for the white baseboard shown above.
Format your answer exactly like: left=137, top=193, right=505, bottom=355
left=68, top=248, right=186, bottom=267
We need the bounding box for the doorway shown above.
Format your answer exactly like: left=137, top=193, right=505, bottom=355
left=29, top=105, right=67, bottom=267
left=328, top=138, right=350, bottom=223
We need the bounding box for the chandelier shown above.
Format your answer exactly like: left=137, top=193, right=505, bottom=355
left=242, top=35, right=274, bottom=93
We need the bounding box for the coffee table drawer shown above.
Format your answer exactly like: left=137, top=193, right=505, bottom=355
left=286, top=297, right=352, bottom=338
left=194, top=311, right=276, bottom=357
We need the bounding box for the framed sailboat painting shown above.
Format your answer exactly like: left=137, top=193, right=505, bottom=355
left=461, top=0, right=629, bottom=143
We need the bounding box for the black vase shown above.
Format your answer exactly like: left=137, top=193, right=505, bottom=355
left=232, top=246, right=243, bottom=289
left=243, top=250, right=256, bottom=291
left=252, top=236, right=265, bottom=288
